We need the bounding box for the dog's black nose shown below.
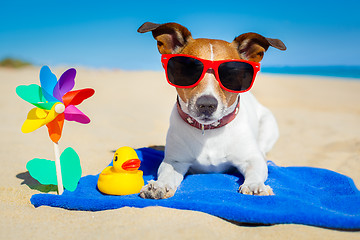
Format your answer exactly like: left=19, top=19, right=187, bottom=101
left=196, top=95, right=218, bottom=117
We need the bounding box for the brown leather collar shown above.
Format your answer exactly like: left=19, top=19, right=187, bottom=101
left=176, top=96, right=240, bottom=132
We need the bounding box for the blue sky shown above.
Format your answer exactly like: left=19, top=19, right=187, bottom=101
left=1, top=0, right=359, bottom=70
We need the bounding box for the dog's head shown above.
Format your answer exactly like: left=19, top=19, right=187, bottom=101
left=138, top=22, right=286, bottom=125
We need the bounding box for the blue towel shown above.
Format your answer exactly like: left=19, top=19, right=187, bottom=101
left=30, top=148, right=360, bottom=230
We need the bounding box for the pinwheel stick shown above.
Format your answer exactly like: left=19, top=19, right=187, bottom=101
left=53, top=142, right=64, bottom=195
left=52, top=103, right=66, bottom=195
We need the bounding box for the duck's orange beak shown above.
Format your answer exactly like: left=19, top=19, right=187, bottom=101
left=121, top=159, right=141, bottom=171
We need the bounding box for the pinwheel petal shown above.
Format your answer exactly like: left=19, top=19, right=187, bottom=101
left=21, top=108, right=49, bottom=133
left=46, top=113, right=65, bottom=143
left=53, top=68, right=76, bottom=101
left=40, top=66, right=59, bottom=102
left=16, top=84, right=44, bottom=102
left=21, top=104, right=60, bottom=133
left=62, top=88, right=95, bottom=107
left=64, top=105, right=90, bottom=124
left=16, top=84, right=56, bottom=110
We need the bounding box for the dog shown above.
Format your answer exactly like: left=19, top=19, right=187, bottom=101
left=137, top=22, right=286, bottom=199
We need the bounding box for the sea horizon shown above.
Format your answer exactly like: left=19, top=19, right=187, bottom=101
left=261, top=65, right=360, bottom=79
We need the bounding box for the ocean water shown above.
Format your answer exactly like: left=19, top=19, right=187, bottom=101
left=261, top=66, right=360, bottom=79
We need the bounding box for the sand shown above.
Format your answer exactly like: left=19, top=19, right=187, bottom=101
left=0, top=66, right=359, bottom=239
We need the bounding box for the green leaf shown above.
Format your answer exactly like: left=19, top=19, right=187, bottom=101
left=26, top=148, right=82, bottom=192
left=60, top=147, right=82, bottom=191
left=26, top=158, right=57, bottom=185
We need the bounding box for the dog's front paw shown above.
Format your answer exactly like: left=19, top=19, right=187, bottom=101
left=239, top=182, right=274, bottom=196
left=139, top=180, right=176, bottom=199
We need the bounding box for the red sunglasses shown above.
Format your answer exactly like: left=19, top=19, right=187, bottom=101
left=161, top=54, right=260, bottom=93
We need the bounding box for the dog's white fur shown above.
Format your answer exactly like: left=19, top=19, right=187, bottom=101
left=140, top=79, right=279, bottom=199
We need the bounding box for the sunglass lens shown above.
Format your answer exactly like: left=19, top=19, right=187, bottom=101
left=167, top=56, right=204, bottom=87
left=218, top=62, right=254, bottom=92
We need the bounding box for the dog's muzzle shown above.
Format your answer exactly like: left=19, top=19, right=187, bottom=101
left=177, top=96, right=240, bottom=132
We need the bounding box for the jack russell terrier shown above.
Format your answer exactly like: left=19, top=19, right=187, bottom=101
left=137, top=22, right=286, bottom=199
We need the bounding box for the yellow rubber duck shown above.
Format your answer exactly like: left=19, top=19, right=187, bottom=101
left=97, top=146, right=144, bottom=195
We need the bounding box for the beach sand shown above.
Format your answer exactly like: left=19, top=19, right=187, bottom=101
left=1, top=66, right=359, bottom=239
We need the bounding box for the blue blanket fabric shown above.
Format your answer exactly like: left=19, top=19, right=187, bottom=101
left=30, top=148, right=360, bottom=230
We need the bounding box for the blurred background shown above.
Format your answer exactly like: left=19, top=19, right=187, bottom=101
left=1, top=0, right=359, bottom=76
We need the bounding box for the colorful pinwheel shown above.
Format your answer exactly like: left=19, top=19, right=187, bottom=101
left=16, top=66, right=94, bottom=143
left=16, top=66, right=94, bottom=194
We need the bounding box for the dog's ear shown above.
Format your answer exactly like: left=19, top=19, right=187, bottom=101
left=138, top=22, right=192, bottom=54
left=232, top=33, right=286, bottom=62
